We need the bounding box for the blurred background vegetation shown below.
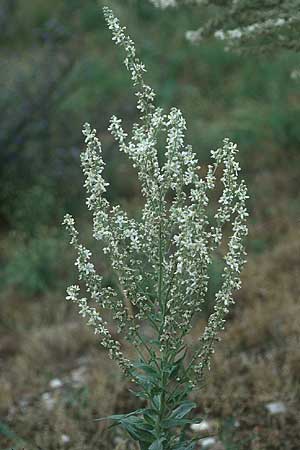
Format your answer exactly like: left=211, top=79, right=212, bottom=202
left=0, top=1, right=299, bottom=449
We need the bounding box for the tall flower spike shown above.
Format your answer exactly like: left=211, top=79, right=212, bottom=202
left=103, top=7, right=156, bottom=116
left=63, top=10, right=248, bottom=440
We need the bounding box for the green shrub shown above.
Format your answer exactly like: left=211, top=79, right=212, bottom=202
left=2, top=232, right=67, bottom=296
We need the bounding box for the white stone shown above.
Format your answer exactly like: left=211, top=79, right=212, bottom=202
left=49, top=378, right=63, bottom=389
left=199, top=437, right=217, bottom=448
left=191, top=420, right=211, bottom=432
left=265, top=401, right=286, bottom=415
left=41, top=392, right=56, bottom=411
left=61, top=434, right=70, bottom=444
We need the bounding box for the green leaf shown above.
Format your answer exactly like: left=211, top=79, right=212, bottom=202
left=170, top=386, right=193, bottom=408
left=162, top=418, right=194, bottom=429
left=169, top=348, right=187, bottom=378
left=173, top=347, right=187, bottom=365
left=119, top=416, right=154, bottom=443
left=152, top=394, right=161, bottom=411
left=148, top=339, right=161, bottom=347
left=94, top=408, right=146, bottom=422
left=128, top=388, right=149, bottom=400
left=132, top=362, right=160, bottom=385
left=143, top=408, right=157, bottom=426
left=149, top=438, right=165, bottom=450
left=133, top=372, right=157, bottom=387
left=132, top=362, right=159, bottom=377
left=95, top=413, right=126, bottom=422
left=170, top=402, right=196, bottom=420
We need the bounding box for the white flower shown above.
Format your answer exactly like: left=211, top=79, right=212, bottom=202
left=64, top=7, right=248, bottom=383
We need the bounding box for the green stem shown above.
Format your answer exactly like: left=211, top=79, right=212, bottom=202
left=136, top=330, right=161, bottom=370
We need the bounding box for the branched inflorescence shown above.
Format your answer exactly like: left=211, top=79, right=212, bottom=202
left=63, top=7, right=248, bottom=447
left=64, top=6, right=248, bottom=381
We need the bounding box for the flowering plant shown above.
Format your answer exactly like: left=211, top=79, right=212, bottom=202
left=63, top=7, right=248, bottom=450
left=149, top=0, right=300, bottom=54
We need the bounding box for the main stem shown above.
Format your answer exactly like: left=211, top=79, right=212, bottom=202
left=156, top=191, right=170, bottom=447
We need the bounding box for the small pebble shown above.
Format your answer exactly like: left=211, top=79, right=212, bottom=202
left=41, top=392, right=56, bottom=411
left=191, top=420, right=211, bottom=433
left=49, top=378, right=63, bottom=389
left=234, top=419, right=240, bottom=428
left=265, top=401, right=286, bottom=415
left=61, top=434, right=70, bottom=444
left=199, top=437, right=217, bottom=448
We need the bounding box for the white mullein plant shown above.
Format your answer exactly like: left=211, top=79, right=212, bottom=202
left=63, top=7, right=248, bottom=450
